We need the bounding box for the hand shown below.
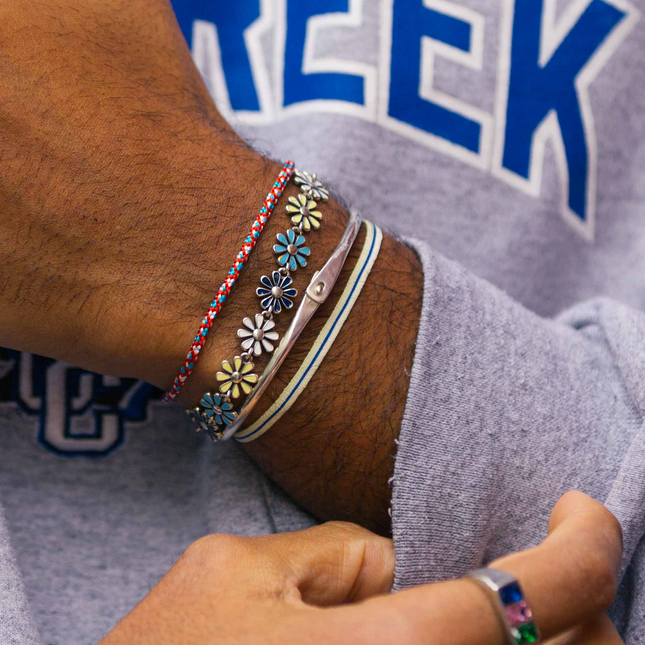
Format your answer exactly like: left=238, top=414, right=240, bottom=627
left=98, top=491, right=623, bottom=645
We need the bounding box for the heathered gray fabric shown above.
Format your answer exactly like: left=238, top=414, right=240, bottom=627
left=1, top=0, right=645, bottom=643
left=0, top=506, right=39, bottom=645
left=391, top=241, right=645, bottom=639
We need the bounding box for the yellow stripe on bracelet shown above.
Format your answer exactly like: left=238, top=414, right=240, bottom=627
left=235, top=220, right=383, bottom=443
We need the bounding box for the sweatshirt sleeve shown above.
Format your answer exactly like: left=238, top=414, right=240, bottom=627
left=391, top=239, right=645, bottom=640
left=0, top=505, right=41, bottom=645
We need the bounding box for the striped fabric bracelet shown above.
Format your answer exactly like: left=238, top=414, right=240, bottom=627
left=163, top=161, right=295, bottom=403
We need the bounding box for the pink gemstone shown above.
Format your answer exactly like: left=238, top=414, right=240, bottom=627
left=505, top=601, right=532, bottom=627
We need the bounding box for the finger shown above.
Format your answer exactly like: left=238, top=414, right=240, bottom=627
left=548, top=489, right=623, bottom=551
left=491, top=491, right=623, bottom=638
left=97, top=521, right=392, bottom=645
left=244, top=521, right=395, bottom=605
left=321, top=491, right=622, bottom=645
left=545, top=614, right=623, bottom=645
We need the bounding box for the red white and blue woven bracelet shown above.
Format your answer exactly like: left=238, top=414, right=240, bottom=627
left=162, top=161, right=295, bottom=403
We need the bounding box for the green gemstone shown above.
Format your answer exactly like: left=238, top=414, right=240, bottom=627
left=518, top=623, right=539, bottom=643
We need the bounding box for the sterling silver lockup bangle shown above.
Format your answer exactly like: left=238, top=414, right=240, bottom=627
left=219, top=210, right=362, bottom=441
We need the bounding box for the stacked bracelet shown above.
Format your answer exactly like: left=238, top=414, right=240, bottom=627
left=163, top=161, right=295, bottom=403
left=186, top=168, right=332, bottom=441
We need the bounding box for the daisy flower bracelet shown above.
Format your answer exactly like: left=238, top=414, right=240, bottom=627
left=186, top=169, right=334, bottom=441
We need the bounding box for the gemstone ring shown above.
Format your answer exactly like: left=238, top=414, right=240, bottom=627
left=467, top=568, right=541, bottom=644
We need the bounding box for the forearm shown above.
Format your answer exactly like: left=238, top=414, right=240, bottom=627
left=0, top=0, right=422, bottom=535
left=0, top=0, right=251, bottom=369
left=148, top=183, right=422, bottom=535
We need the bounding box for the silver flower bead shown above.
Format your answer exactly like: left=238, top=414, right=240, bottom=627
left=216, top=356, right=259, bottom=399
left=286, top=193, right=322, bottom=232
left=294, top=169, right=329, bottom=202
left=237, top=313, right=279, bottom=356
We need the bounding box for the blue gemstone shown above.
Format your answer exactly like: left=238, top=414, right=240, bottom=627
left=500, top=582, right=523, bottom=605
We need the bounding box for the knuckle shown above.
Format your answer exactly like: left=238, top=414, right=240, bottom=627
left=581, top=506, right=623, bottom=611
left=319, top=520, right=372, bottom=539
left=315, top=521, right=384, bottom=558
left=318, top=520, right=391, bottom=553
left=182, top=533, right=248, bottom=570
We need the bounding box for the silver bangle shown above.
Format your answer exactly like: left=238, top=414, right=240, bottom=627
left=220, top=211, right=362, bottom=440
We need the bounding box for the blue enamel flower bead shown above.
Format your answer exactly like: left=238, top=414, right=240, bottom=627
left=257, top=270, right=298, bottom=314
left=273, top=229, right=311, bottom=271
left=200, top=392, right=237, bottom=427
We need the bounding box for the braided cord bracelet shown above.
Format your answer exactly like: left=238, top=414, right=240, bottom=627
left=163, top=161, right=295, bottom=403
left=186, top=168, right=332, bottom=440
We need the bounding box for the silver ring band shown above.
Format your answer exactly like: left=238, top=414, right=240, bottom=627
left=467, top=568, right=541, bottom=644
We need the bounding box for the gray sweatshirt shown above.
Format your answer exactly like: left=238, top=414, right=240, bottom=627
left=1, top=0, right=644, bottom=642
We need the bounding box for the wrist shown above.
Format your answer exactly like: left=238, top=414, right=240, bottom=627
left=131, top=153, right=289, bottom=391
left=132, top=156, right=422, bottom=536
left=42, top=142, right=286, bottom=385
